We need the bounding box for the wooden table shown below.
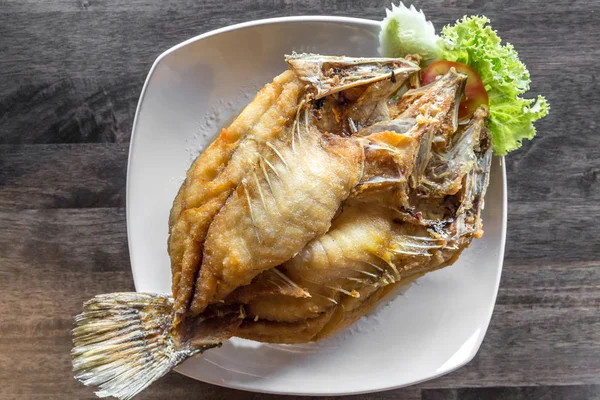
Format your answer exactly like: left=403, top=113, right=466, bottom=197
left=1, top=1, right=599, bottom=399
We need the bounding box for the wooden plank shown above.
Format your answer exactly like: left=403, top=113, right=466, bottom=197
left=0, top=78, right=142, bottom=144
left=506, top=137, right=600, bottom=204
left=3, top=0, right=600, bottom=14
left=421, top=385, right=600, bottom=400
left=0, top=208, right=129, bottom=282
left=505, top=202, right=600, bottom=262
left=0, top=144, right=128, bottom=209
left=498, top=260, right=600, bottom=309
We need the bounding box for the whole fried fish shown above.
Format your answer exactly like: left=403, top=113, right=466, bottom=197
left=72, top=53, right=491, bottom=400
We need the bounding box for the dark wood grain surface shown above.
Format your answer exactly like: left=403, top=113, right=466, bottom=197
left=1, top=0, right=599, bottom=399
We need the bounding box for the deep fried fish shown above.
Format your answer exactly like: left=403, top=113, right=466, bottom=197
left=71, top=53, right=492, bottom=400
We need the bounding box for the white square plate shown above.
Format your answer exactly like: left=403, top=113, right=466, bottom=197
left=127, top=16, right=506, bottom=396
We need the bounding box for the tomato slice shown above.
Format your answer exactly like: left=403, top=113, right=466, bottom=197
left=421, top=60, right=488, bottom=119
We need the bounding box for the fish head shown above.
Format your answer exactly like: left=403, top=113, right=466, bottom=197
left=285, top=53, right=421, bottom=136
left=285, top=52, right=420, bottom=99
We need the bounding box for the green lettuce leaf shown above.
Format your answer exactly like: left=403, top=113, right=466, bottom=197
left=488, top=95, right=549, bottom=155
left=439, top=16, right=549, bottom=155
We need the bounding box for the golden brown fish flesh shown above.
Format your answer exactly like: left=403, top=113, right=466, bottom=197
left=71, top=53, right=492, bottom=400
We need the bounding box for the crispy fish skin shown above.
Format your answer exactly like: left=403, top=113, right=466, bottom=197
left=235, top=73, right=491, bottom=343
left=235, top=202, right=468, bottom=343
left=189, top=115, right=364, bottom=315
left=243, top=203, right=393, bottom=323
left=168, top=70, right=305, bottom=324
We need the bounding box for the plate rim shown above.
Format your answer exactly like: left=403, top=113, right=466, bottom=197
left=126, top=15, right=507, bottom=395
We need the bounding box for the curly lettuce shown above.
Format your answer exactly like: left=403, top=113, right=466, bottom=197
left=380, top=8, right=549, bottom=155
left=440, top=16, right=549, bottom=155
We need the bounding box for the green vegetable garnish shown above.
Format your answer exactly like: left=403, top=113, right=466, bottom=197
left=440, top=16, right=549, bottom=155
left=380, top=5, right=549, bottom=155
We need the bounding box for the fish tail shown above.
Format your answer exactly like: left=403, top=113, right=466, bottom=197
left=71, top=292, right=215, bottom=400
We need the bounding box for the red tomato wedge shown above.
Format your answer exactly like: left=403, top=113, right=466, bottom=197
left=421, top=60, right=489, bottom=119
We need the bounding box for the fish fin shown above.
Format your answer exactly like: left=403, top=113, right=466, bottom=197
left=259, top=157, right=275, bottom=194
left=243, top=183, right=261, bottom=242
left=285, top=53, right=419, bottom=99
left=459, top=142, right=492, bottom=237
left=226, top=268, right=310, bottom=303
left=410, top=127, right=434, bottom=188
left=71, top=293, right=215, bottom=400
left=266, top=141, right=289, bottom=169
left=265, top=268, right=311, bottom=298
left=262, top=156, right=282, bottom=179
